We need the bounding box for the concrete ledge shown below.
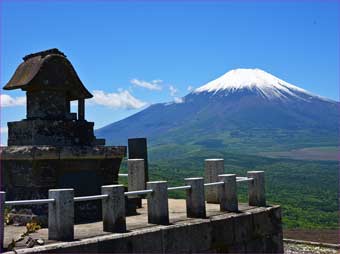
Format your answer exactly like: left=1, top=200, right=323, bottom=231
left=3, top=200, right=283, bottom=253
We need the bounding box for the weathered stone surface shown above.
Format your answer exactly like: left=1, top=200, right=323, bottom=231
left=0, top=146, right=35, bottom=160
left=33, top=146, right=60, bottom=160
left=218, top=174, right=238, bottom=212
left=48, top=189, right=74, bottom=241
left=245, top=237, right=265, bottom=253
left=0, top=146, right=126, bottom=160
left=233, top=212, right=254, bottom=242
left=263, top=233, right=284, bottom=253
left=1, top=146, right=126, bottom=224
left=248, top=171, right=266, bottom=207
left=252, top=206, right=282, bottom=236
left=97, top=227, right=164, bottom=253
left=128, top=138, right=149, bottom=185
left=210, top=213, right=235, bottom=248
left=101, top=185, right=126, bottom=233
left=204, top=158, right=224, bottom=203
left=161, top=220, right=212, bottom=253
left=128, top=159, right=146, bottom=192
left=2, top=200, right=283, bottom=253
left=8, top=120, right=97, bottom=146
left=147, top=181, right=169, bottom=225
left=185, top=177, right=206, bottom=218
left=27, top=90, right=69, bottom=120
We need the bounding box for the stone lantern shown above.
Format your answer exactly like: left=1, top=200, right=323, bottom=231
left=3, top=48, right=102, bottom=146
left=1, top=49, right=126, bottom=223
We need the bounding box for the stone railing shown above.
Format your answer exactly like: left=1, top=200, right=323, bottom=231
left=0, top=158, right=266, bottom=250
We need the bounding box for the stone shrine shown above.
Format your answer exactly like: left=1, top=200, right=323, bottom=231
left=0, top=48, right=126, bottom=223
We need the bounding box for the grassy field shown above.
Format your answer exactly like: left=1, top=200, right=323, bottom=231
left=120, top=147, right=338, bottom=230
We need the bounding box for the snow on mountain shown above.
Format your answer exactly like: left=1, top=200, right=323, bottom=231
left=194, top=68, right=328, bottom=102
left=96, top=68, right=339, bottom=148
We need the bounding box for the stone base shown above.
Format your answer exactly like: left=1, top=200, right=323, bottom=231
left=7, top=119, right=99, bottom=146
left=1, top=145, right=126, bottom=224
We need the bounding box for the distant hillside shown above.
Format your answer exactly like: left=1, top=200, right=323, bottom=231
left=96, top=69, right=339, bottom=153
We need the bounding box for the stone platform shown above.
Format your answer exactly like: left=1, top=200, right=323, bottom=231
left=3, top=199, right=283, bottom=253
left=1, top=145, right=126, bottom=224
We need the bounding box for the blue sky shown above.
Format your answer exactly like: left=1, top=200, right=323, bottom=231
left=1, top=0, right=339, bottom=145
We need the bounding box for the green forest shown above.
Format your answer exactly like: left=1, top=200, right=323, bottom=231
left=120, top=148, right=338, bottom=229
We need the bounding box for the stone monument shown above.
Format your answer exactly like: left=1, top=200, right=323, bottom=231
left=0, top=48, right=126, bottom=223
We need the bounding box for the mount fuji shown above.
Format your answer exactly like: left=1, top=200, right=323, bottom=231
left=96, top=69, right=339, bottom=153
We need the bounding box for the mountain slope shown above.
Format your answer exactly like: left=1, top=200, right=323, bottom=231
left=96, top=69, right=339, bottom=153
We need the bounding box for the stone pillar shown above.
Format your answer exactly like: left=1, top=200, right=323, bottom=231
left=128, top=138, right=149, bottom=185
left=147, top=181, right=169, bottom=225
left=128, top=159, right=145, bottom=208
left=185, top=177, right=206, bottom=218
left=48, top=189, right=74, bottom=241
left=248, top=171, right=266, bottom=206
left=204, top=159, right=224, bottom=203
left=0, top=192, right=5, bottom=252
left=78, top=98, right=85, bottom=121
left=128, top=159, right=146, bottom=192
left=102, top=185, right=126, bottom=233
left=218, top=174, right=238, bottom=212
left=66, top=100, right=70, bottom=113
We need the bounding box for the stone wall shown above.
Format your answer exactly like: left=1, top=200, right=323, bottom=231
left=3, top=205, right=283, bottom=253
left=1, top=146, right=126, bottom=224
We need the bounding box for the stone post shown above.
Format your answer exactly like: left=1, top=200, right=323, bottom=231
left=48, top=189, right=74, bottom=241
left=147, top=181, right=169, bottom=225
left=102, top=185, right=126, bottom=233
left=204, top=159, right=224, bottom=203
left=78, top=98, right=85, bottom=120
left=128, top=138, right=149, bottom=185
left=128, top=159, right=146, bottom=192
left=218, top=174, right=238, bottom=212
left=0, top=191, right=5, bottom=252
left=185, top=177, right=206, bottom=218
left=128, top=159, right=145, bottom=208
left=248, top=171, right=266, bottom=206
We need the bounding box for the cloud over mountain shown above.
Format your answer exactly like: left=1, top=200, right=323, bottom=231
left=90, top=90, right=147, bottom=109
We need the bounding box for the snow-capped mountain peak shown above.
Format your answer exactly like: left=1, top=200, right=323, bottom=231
left=194, top=68, right=316, bottom=101
left=97, top=68, right=339, bottom=147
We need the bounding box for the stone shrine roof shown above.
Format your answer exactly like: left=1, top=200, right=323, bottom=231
left=3, top=48, right=93, bottom=100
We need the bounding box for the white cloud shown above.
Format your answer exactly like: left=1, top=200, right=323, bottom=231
left=173, top=97, right=184, bottom=104
left=169, top=85, right=178, bottom=96
left=152, top=79, right=163, bottom=84
left=0, top=127, right=8, bottom=133
left=0, top=94, right=26, bottom=107
left=90, top=90, right=147, bottom=109
left=187, top=85, right=194, bottom=92
left=130, top=79, right=162, bottom=91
